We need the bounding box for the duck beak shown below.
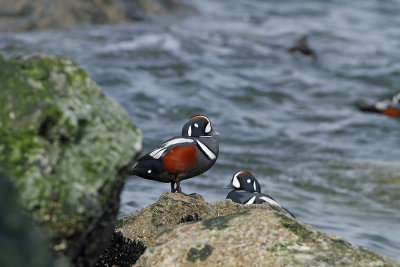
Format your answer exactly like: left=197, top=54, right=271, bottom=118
left=224, top=181, right=234, bottom=189
left=210, top=129, right=220, bottom=136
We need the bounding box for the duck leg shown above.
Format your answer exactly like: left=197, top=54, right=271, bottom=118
left=170, top=181, right=176, bottom=192
left=175, top=176, right=182, bottom=193
left=173, top=177, right=198, bottom=198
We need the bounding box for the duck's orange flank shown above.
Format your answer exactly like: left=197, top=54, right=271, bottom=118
left=383, top=107, right=400, bottom=117
left=163, top=145, right=197, bottom=174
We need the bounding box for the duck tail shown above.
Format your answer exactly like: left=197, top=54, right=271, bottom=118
left=358, top=104, right=381, bottom=113
left=283, top=207, right=296, bottom=218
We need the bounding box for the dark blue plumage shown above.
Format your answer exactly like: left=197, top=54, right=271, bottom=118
left=130, top=115, right=219, bottom=193
left=225, top=171, right=295, bottom=218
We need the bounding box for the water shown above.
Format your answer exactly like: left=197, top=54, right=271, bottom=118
left=1, top=0, right=400, bottom=259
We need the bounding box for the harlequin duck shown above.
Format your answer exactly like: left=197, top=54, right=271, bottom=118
left=359, top=91, right=400, bottom=117
left=130, top=115, right=219, bottom=193
left=287, top=35, right=317, bottom=59
left=226, top=171, right=295, bottom=218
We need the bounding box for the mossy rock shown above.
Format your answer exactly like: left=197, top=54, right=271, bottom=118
left=0, top=54, right=142, bottom=266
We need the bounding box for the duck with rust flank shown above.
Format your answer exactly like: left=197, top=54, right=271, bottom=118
left=130, top=115, right=219, bottom=193
left=359, top=91, right=400, bottom=117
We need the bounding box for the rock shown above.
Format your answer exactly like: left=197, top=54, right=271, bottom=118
left=0, top=0, right=127, bottom=32
left=117, top=193, right=400, bottom=266
left=117, top=192, right=287, bottom=247
left=0, top=176, right=58, bottom=267
left=0, top=54, right=142, bottom=266
left=95, top=231, right=146, bottom=267
left=127, top=0, right=196, bottom=17
left=0, top=0, right=196, bottom=32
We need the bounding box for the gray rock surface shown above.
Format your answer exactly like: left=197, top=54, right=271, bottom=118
left=117, top=192, right=288, bottom=247
left=118, top=193, right=400, bottom=266
left=0, top=54, right=142, bottom=266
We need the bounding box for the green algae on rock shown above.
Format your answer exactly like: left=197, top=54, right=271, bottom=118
left=186, top=244, right=214, bottom=263
left=0, top=54, right=142, bottom=266
left=202, top=210, right=249, bottom=231
left=118, top=193, right=400, bottom=267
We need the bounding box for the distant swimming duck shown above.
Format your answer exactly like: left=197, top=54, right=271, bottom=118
left=359, top=91, right=400, bottom=117
left=287, top=35, right=317, bottom=58
left=225, top=171, right=295, bottom=218
left=130, top=115, right=219, bottom=193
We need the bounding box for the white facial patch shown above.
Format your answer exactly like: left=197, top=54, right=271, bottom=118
left=196, top=140, right=216, bottom=160
left=194, top=123, right=199, bottom=128
left=245, top=196, right=256, bottom=205
left=232, top=176, right=240, bottom=188
left=253, top=182, right=257, bottom=192
left=150, top=138, right=194, bottom=159
left=205, top=121, right=211, bottom=133
left=188, top=125, right=192, bottom=136
left=148, top=169, right=152, bottom=174
left=247, top=179, right=251, bottom=183
left=259, top=196, right=281, bottom=207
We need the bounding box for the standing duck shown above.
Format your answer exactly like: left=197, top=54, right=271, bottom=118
left=131, top=115, right=219, bottom=193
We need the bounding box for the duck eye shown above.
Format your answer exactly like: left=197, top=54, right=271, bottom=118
left=194, top=123, right=199, bottom=128
left=247, top=179, right=251, bottom=183
left=148, top=169, right=152, bottom=174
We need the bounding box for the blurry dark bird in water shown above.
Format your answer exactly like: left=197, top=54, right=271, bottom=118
left=287, top=35, right=317, bottom=58
left=358, top=91, right=400, bottom=117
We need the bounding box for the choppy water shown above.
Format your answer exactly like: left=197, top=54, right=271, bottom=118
left=1, top=0, right=400, bottom=259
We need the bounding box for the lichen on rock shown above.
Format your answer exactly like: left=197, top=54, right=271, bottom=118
left=0, top=54, right=142, bottom=266
left=202, top=210, right=249, bottom=231
left=186, top=244, right=214, bottom=263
